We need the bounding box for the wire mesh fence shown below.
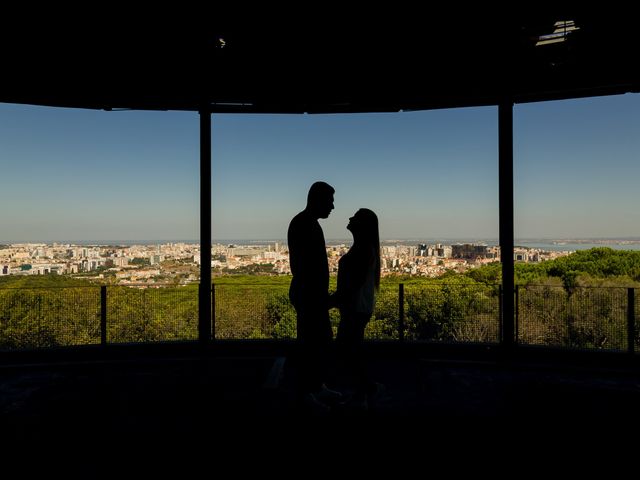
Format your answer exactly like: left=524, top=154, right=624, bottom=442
left=517, top=285, right=629, bottom=351
left=0, top=282, right=638, bottom=352
left=0, top=286, right=101, bottom=349
left=107, top=285, right=198, bottom=343
left=212, top=283, right=501, bottom=342
left=403, top=283, right=501, bottom=343
left=636, top=289, right=640, bottom=352
left=214, top=284, right=291, bottom=339
left=213, top=284, right=403, bottom=340
left=366, top=286, right=400, bottom=340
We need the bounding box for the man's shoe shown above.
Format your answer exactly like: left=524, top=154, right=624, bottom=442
left=315, top=384, right=343, bottom=404
left=302, top=393, right=331, bottom=415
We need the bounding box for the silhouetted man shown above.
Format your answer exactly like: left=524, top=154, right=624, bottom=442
left=288, top=181, right=341, bottom=411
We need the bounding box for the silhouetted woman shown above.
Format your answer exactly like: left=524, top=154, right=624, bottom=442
left=332, top=208, right=382, bottom=408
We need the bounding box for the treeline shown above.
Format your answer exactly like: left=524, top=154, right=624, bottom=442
left=1, top=248, right=639, bottom=351
left=464, top=247, right=640, bottom=287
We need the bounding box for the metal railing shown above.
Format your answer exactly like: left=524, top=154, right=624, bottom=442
left=516, top=285, right=635, bottom=352
left=0, top=283, right=638, bottom=353
left=0, top=284, right=198, bottom=349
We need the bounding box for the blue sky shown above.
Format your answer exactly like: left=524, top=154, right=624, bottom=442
left=0, top=94, right=638, bottom=242
left=515, top=94, right=640, bottom=238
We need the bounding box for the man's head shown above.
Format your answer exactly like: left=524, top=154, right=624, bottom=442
left=306, top=181, right=335, bottom=219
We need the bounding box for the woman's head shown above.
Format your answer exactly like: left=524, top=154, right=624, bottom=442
left=347, top=208, right=380, bottom=288
left=347, top=208, right=379, bottom=241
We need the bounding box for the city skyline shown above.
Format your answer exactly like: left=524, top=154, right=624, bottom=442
left=1, top=93, right=639, bottom=242
left=0, top=239, right=572, bottom=280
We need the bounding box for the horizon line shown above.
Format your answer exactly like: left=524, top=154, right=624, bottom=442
left=4, top=237, right=640, bottom=245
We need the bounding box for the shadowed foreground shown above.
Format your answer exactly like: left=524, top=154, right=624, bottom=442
left=3, top=352, right=640, bottom=445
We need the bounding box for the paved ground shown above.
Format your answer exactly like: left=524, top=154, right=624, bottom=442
left=3, top=354, right=640, bottom=440
left=3, top=353, right=636, bottom=469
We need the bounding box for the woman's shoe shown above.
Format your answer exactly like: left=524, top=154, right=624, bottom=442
left=302, top=393, right=331, bottom=415
left=340, top=393, right=368, bottom=411
left=366, top=382, right=386, bottom=405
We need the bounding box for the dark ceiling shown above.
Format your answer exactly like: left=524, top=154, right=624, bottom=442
left=2, top=12, right=639, bottom=113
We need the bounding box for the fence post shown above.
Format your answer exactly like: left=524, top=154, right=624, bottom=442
left=497, top=285, right=502, bottom=345
left=100, top=285, right=107, bottom=346
left=514, top=285, right=519, bottom=345
left=628, top=288, right=635, bottom=355
left=398, top=283, right=405, bottom=342
left=211, top=283, right=216, bottom=341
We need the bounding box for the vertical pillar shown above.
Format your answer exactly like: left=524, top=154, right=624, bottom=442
left=199, top=109, right=212, bottom=345
left=499, top=101, right=515, bottom=349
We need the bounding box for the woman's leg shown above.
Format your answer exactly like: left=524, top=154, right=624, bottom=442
left=336, top=311, right=371, bottom=396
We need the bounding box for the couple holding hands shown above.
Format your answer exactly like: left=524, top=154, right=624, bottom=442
left=288, top=181, right=383, bottom=413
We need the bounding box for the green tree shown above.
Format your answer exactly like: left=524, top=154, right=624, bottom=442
left=265, top=292, right=297, bottom=339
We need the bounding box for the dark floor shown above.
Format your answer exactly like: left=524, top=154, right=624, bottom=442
left=3, top=352, right=636, bottom=471
left=3, top=353, right=640, bottom=443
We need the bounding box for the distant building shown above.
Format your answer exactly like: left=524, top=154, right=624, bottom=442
left=452, top=243, right=491, bottom=260
left=114, top=257, right=129, bottom=267
left=228, top=247, right=265, bottom=257
left=150, top=254, right=164, bottom=265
